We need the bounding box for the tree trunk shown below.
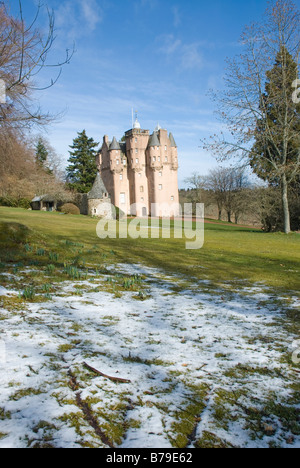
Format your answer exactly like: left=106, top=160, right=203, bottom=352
left=282, top=175, right=291, bottom=234
left=227, top=211, right=232, bottom=223
left=218, top=208, right=222, bottom=221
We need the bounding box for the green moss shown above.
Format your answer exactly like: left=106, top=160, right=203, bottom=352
left=57, top=344, right=74, bottom=353
left=9, top=387, right=44, bottom=401
left=167, top=384, right=209, bottom=448
left=195, top=431, right=234, bottom=448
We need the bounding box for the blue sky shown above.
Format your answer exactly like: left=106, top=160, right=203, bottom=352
left=20, top=0, right=273, bottom=187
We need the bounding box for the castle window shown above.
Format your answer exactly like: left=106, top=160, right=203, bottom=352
left=116, top=160, right=120, bottom=165
left=123, top=159, right=126, bottom=166
left=120, top=174, right=123, bottom=180
left=141, top=197, right=144, bottom=202
left=120, top=193, right=126, bottom=204
left=158, top=156, right=161, bottom=162
left=136, top=158, right=139, bottom=164
left=165, top=156, right=168, bottom=162
left=135, top=149, right=138, bottom=154
left=171, top=196, right=174, bottom=201
left=135, top=137, right=138, bottom=143
left=159, top=184, right=163, bottom=191
left=165, top=146, right=167, bottom=151
left=159, top=171, right=162, bottom=177
left=140, top=186, right=144, bottom=193
left=153, top=156, right=156, bottom=162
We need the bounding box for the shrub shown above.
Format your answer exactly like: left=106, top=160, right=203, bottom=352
left=59, top=203, right=80, bottom=215
left=0, top=197, right=31, bottom=209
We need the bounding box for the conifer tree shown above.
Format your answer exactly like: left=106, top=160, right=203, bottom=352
left=66, top=130, right=99, bottom=193
left=249, top=47, right=300, bottom=232
left=35, top=138, right=49, bottom=166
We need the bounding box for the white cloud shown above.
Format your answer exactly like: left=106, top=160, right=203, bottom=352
left=79, top=0, right=103, bottom=31
left=172, top=6, right=181, bottom=28
left=181, top=43, right=203, bottom=70
left=158, top=34, right=204, bottom=71
left=55, top=0, right=103, bottom=40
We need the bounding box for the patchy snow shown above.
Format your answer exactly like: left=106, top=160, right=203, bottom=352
left=0, top=264, right=299, bottom=448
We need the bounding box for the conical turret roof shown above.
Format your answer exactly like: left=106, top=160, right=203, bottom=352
left=148, top=131, right=161, bottom=147
left=169, top=132, right=177, bottom=148
left=88, top=173, right=108, bottom=200
left=109, top=137, right=121, bottom=151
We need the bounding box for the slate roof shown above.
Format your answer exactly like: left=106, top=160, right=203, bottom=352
left=109, top=137, right=121, bottom=151
left=148, top=131, right=161, bottom=147
left=169, top=133, right=177, bottom=148
left=31, top=194, right=56, bottom=203
left=88, top=173, right=109, bottom=200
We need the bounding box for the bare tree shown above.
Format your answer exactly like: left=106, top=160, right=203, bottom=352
left=203, top=0, right=300, bottom=233
left=205, top=166, right=249, bottom=222
left=0, top=1, right=74, bottom=129
left=184, top=172, right=206, bottom=203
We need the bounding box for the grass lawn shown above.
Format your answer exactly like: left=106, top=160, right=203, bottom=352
left=0, top=206, right=299, bottom=293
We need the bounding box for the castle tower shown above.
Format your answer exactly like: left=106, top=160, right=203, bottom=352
left=125, top=116, right=150, bottom=217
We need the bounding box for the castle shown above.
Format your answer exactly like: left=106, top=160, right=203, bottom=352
left=97, top=117, right=180, bottom=218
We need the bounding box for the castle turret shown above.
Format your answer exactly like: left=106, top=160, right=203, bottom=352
left=109, top=137, right=123, bottom=173
left=147, top=131, right=163, bottom=171
left=169, top=132, right=179, bottom=170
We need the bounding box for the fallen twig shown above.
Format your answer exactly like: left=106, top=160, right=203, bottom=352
left=83, top=362, right=131, bottom=384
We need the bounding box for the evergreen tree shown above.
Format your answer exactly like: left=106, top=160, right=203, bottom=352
left=35, top=138, right=49, bottom=166
left=66, top=130, right=99, bottom=193
left=249, top=46, right=300, bottom=232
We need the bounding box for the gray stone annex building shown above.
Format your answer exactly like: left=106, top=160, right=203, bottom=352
left=78, top=172, right=113, bottom=219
